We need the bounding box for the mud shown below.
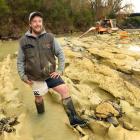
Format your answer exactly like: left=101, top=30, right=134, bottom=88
left=0, top=32, right=140, bottom=140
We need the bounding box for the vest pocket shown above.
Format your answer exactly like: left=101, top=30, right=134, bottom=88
left=23, top=45, right=35, bottom=58
left=43, top=61, right=55, bottom=74
left=42, top=44, right=54, bottom=58
left=42, top=43, right=51, bottom=49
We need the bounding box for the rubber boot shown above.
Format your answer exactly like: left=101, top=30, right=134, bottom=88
left=62, top=97, right=87, bottom=127
left=35, top=99, right=45, bottom=114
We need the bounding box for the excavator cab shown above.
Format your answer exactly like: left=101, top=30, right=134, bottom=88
left=100, top=19, right=118, bottom=31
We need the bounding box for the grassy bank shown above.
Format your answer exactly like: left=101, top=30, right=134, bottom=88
left=0, top=41, right=18, bottom=61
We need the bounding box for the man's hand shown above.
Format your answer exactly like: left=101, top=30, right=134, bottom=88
left=24, top=79, right=33, bottom=86
left=22, top=75, right=33, bottom=86
left=50, top=72, right=60, bottom=79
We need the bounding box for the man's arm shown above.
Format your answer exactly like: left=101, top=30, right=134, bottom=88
left=53, top=38, right=65, bottom=74
left=17, top=45, right=28, bottom=81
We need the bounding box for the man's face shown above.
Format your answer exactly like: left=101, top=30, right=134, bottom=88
left=30, top=16, right=43, bottom=34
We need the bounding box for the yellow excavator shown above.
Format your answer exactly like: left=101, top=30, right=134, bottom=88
left=79, top=19, right=118, bottom=38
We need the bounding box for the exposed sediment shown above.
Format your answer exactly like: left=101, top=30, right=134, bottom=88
left=1, top=32, right=140, bottom=140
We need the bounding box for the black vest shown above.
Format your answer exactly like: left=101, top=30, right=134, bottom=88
left=20, top=33, right=56, bottom=80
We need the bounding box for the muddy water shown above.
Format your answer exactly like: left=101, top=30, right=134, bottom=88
left=12, top=60, right=78, bottom=140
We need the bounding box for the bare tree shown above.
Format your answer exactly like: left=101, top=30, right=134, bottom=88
left=88, top=0, right=132, bottom=20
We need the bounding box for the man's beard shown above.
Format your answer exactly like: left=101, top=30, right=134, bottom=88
left=31, top=27, right=43, bottom=35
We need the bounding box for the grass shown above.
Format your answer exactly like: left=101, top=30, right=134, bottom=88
left=0, top=40, right=19, bottom=61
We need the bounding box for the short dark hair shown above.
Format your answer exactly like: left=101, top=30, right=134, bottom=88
left=29, top=12, right=43, bottom=22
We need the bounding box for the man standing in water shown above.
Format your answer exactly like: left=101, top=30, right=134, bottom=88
left=17, top=12, right=87, bottom=127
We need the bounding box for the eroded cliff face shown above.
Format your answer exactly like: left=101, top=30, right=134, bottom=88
left=1, top=32, right=140, bottom=140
